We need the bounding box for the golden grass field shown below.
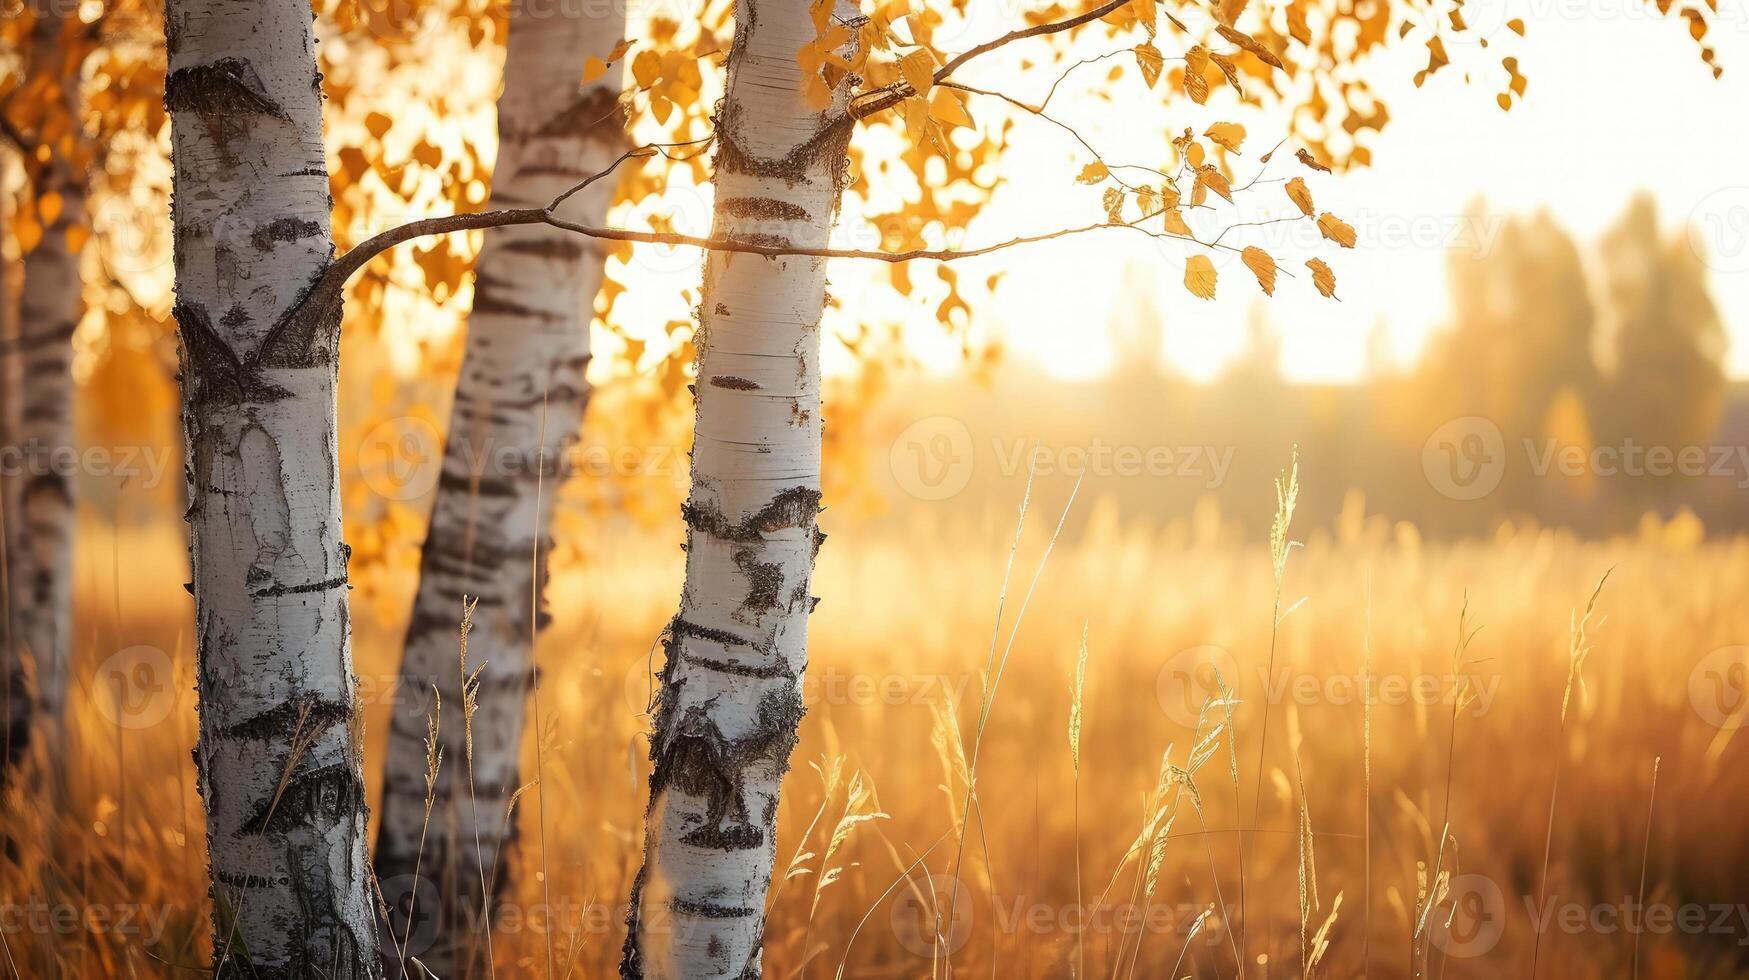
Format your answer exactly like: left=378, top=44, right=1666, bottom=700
left=4, top=490, right=1749, bottom=978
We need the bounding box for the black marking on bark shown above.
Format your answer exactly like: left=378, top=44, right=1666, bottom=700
left=472, top=276, right=567, bottom=322
left=681, top=486, right=823, bottom=544
left=671, top=898, right=759, bottom=919
left=242, top=761, right=364, bottom=835
left=501, top=236, right=586, bottom=261
left=713, top=303, right=731, bottom=316
left=734, top=549, right=784, bottom=614
left=531, top=85, right=626, bottom=141
left=708, top=375, right=760, bottom=390
left=713, top=111, right=854, bottom=188
left=252, top=574, right=349, bottom=598
left=251, top=217, right=324, bottom=253
left=719, top=197, right=809, bottom=222
left=173, top=302, right=256, bottom=405
left=1, top=320, right=77, bottom=354
left=682, top=651, right=795, bottom=681
left=220, top=696, right=354, bottom=742
left=165, top=59, right=289, bottom=119
left=727, top=231, right=794, bottom=250
left=669, top=617, right=759, bottom=652
left=254, top=268, right=344, bottom=373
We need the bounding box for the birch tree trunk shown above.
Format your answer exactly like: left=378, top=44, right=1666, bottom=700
left=163, top=1, right=378, bottom=974
left=623, top=1, right=859, bottom=974
left=7, top=2, right=86, bottom=784
left=1, top=166, right=24, bottom=785
left=373, top=7, right=627, bottom=974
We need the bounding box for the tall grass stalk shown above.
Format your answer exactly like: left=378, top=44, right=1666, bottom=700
left=1632, top=756, right=1660, bottom=980
left=1529, top=569, right=1611, bottom=980
left=945, top=466, right=1083, bottom=973
left=1243, top=449, right=1299, bottom=974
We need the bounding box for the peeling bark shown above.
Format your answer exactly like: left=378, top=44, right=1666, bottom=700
left=372, top=6, right=627, bottom=976
left=622, top=0, right=861, bottom=975
left=163, top=1, right=378, bottom=975
left=4, top=2, right=85, bottom=788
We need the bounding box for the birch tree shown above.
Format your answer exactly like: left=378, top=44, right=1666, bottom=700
left=1, top=163, right=21, bottom=785
left=1, top=1, right=87, bottom=786
left=163, top=0, right=377, bottom=972
left=373, top=6, right=629, bottom=973
left=619, top=0, right=862, bottom=974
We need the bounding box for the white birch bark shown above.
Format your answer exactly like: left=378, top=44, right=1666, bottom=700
left=7, top=3, right=85, bottom=781
left=372, top=6, right=627, bottom=974
left=622, top=1, right=860, bottom=974
left=163, top=1, right=378, bottom=974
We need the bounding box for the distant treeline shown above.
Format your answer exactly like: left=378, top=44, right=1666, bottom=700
left=871, top=195, right=1744, bottom=538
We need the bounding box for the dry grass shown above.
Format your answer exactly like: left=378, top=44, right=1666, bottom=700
left=4, top=495, right=1749, bottom=978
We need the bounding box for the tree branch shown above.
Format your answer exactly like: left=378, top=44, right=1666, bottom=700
left=850, top=0, right=1131, bottom=119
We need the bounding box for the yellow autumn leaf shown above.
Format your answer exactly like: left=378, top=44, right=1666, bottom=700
left=1183, top=45, right=1210, bottom=104
left=899, top=49, right=935, bottom=96
left=1306, top=257, right=1337, bottom=297
left=1242, top=247, right=1276, bottom=296
left=1134, top=43, right=1164, bottom=88
left=1215, top=24, right=1284, bottom=69
left=928, top=87, right=973, bottom=129
left=38, top=191, right=63, bottom=226
left=1198, top=166, right=1233, bottom=203
left=1163, top=209, right=1193, bottom=237
left=607, top=39, right=633, bottom=61
left=583, top=56, right=608, bottom=82
left=1076, top=161, right=1110, bottom=184
left=632, top=49, right=662, bottom=89
left=1285, top=176, right=1315, bottom=217
left=1184, top=254, right=1217, bottom=299
left=1317, top=212, right=1357, bottom=248
left=1204, top=122, right=1245, bottom=153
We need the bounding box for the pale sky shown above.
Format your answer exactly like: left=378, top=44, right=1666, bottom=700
left=593, top=4, right=1749, bottom=386
left=947, top=10, right=1749, bottom=382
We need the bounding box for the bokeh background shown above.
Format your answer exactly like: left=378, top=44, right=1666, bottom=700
left=3, top=0, right=1749, bottom=976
